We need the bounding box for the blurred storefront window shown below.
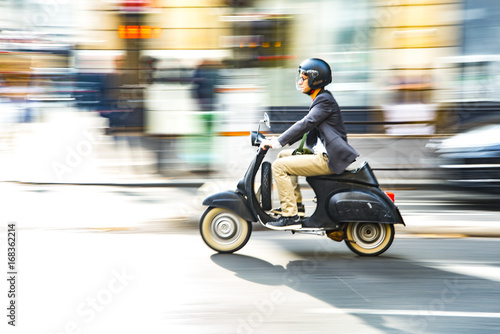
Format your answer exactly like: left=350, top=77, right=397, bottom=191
left=434, top=0, right=500, bottom=131
left=463, top=0, right=500, bottom=56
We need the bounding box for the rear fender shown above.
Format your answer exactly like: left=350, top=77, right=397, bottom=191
left=203, top=191, right=257, bottom=222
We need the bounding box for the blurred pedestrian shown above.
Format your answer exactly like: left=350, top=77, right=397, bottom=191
left=189, top=59, right=221, bottom=174
left=192, top=59, right=220, bottom=134
left=140, top=55, right=158, bottom=85
left=100, top=55, right=143, bottom=129
left=99, top=55, right=149, bottom=176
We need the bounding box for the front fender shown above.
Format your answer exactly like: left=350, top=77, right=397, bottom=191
left=203, top=191, right=257, bottom=222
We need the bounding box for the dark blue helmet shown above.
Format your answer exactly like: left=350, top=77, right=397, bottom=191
left=296, top=58, right=332, bottom=90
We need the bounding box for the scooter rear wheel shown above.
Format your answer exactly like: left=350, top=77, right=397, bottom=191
left=345, top=222, right=395, bottom=256
left=200, top=207, right=252, bottom=253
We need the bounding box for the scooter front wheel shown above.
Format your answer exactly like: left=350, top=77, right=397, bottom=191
left=345, top=222, right=395, bottom=256
left=200, top=207, right=252, bottom=253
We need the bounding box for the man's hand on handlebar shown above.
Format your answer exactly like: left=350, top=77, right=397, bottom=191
left=260, top=137, right=282, bottom=150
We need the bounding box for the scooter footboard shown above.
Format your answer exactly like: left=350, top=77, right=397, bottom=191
left=328, top=190, right=403, bottom=224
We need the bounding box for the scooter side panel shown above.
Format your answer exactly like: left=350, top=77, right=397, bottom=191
left=305, top=178, right=404, bottom=228
left=328, top=191, right=396, bottom=223
left=202, top=191, right=257, bottom=222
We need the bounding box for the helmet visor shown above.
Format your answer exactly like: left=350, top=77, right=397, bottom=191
left=295, top=68, right=319, bottom=90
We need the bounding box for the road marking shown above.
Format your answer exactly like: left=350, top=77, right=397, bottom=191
left=310, top=263, right=500, bottom=319
left=403, top=211, right=494, bottom=216
left=335, top=276, right=370, bottom=302
left=424, top=264, right=500, bottom=283
left=398, top=202, right=455, bottom=206
left=308, top=308, right=500, bottom=318
left=401, top=217, right=500, bottom=226
left=396, top=233, right=468, bottom=239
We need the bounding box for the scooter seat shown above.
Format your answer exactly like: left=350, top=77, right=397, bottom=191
left=307, top=161, right=379, bottom=187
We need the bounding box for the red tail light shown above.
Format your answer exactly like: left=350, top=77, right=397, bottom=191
left=385, top=191, right=395, bottom=202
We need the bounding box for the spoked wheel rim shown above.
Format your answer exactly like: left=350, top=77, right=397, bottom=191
left=200, top=208, right=251, bottom=253
left=345, top=222, right=395, bottom=256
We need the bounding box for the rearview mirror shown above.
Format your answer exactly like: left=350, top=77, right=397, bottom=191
left=251, top=113, right=271, bottom=146
left=262, top=113, right=270, bottom=128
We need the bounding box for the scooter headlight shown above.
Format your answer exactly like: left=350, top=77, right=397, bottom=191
left=250, top=131, right=265, bottom=146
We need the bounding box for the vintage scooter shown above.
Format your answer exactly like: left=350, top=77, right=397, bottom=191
left=200, top=114, right=405, bottom=256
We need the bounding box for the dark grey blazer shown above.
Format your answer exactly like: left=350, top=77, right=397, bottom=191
left=277, top=90, right=359, bottom=174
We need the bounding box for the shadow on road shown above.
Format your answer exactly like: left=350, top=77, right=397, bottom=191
left=211, top=251, right=499, bottom=334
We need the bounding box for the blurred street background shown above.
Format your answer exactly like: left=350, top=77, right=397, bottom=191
left=0, top=0, right=499, bottom=186
left=2, top=1, right=500, bottom=333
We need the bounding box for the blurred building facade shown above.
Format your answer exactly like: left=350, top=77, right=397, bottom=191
left=2, top=0, right=500, bottom=134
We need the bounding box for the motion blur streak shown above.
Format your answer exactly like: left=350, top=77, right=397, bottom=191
left=0, top=0, right=499, bottom=187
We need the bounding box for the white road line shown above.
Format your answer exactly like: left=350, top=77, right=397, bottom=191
left=403, top=212, right=493, bottom=216
left=308, top=308, right=500, bottom=318
left=398, top=202, right=455, bottom=206
left=401, top=217, right=500, bottom=226
left=310, top=263, right=500, bottom=319
left=423, top=264, right=500, bottom=283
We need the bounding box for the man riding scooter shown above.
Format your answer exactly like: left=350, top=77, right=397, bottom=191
left=261, top=58, right=359, bottom=230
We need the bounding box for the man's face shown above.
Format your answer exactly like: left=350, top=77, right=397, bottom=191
left=298, top=74, right=310, bottom=93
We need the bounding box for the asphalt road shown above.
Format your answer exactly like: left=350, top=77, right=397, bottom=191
left=1, top=183, right=500, bottom=334
left=2, top=229, right=500, bottom=334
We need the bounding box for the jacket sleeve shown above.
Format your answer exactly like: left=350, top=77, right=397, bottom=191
left=277, top=94, right=332, bottom=147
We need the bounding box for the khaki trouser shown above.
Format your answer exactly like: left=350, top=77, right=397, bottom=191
left=272, top=149, right=334, bottom=216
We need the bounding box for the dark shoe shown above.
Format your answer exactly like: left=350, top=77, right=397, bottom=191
left=271, top=203, right=305, bottom=217
left=266, top=215, right=302, bottom=230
